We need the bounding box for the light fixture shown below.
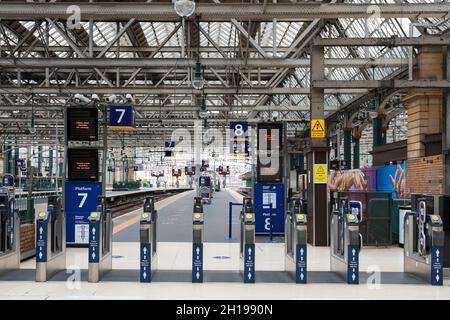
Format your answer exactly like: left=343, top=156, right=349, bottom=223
left=199, top=95, right=207, bottom=119
left=174, top=0, right=196, bottom=17
left=192, top=61, right=205, bottom=89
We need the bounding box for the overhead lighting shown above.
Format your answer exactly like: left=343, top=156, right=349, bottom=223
left=192, top=62, right=205, bottom=90
left=174, top=0, right=196, bottom=17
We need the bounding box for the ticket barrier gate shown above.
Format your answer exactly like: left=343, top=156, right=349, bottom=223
left=404, top=199, right=444, bottom=285
left=240, top=197, right=255, bottom=283
left=36, top=196, right=66, bottom=282
left=0, top=187, right=20, bottom=274
left=330, top=207, right=361, bottom=284
left=285, top=199, right=307, bottom=283
left=88, top=196, right=112, bottom=282
left=192, top=197, right=204, bottom=283
left=140, top=197, right=158, bottom=282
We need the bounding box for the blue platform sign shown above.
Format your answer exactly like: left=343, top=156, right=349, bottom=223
left=431, top=246, right=444, bottom=286
left=347, top=244, right=359, bottom=284
left=140, top=243, right=152, bottom=283
left=254, top=183, right=285, bottom=234
left=296, top=244, right=307, bottom=284
left=36, top=221, right=48, bottom=262
left=244, top=243, right=255, bottom=283
left=65, top=181, right=102, bottom=245
left=109, top=105, right=135, bottom=129
left=192, top=243, right=203, bottom=283
left=229, top=121, right=249, bottom=157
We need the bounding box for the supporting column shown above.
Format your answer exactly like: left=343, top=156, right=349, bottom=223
left=48, top=148, right=53, bottom=177
left=443, top=45, right=450, bottom=193
left=353, top=135, right=360, bottom=169
left=38, top=146, right=42, bottom=174
left=306, top=45, right=329, bottom=246
left=343, top=128, right=352, bottom=168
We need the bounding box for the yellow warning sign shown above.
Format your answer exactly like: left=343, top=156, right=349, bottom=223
left=314, top=164, right=328, bottom=184
left=311, top=119, right=325, bottom=138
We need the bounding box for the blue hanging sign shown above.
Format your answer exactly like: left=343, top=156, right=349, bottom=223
left=109, top=105, right=136, bottom=130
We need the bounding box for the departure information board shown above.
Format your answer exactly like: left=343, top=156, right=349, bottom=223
left=67, top=149, right=99, bottom=181
left=67, top=107, right=98, bottom=141
left=257, top=122, right=283, bottom=183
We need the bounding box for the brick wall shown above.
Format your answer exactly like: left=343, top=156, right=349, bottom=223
left=20, top=223, right=35, bottom=254
left=406, top=154, right=443, bottom=195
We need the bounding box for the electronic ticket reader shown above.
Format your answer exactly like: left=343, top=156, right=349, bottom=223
left=330, top=201, right=361, bottom=284
left=140, top=196, right=158, bottom=282
left=285, top=199, right=308, bottom=283
left=36, top=196, right=66, bottom=282
left=88, top=196, right=112, bottom=282
left=192, top=197, right=204, bottom=283
left=198, top=175, right=212, bottom=204
left=240, top=197, right=256, bottom=283
left=404, top=199, right=444, bottom=285
left=0, top=182, right=20, bottom=274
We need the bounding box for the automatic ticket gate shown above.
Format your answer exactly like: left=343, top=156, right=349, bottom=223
left=36, top=196, right=66, bottom=282
left=140, top=196, right=158, bottom=282
left=240, top=197, right=255, bottom=283
left=0, top=186, right=20, bottom=274
left=192, top=197, right=204, bottom=283
left=404, top=199, right=444, bottom=285
left=330, top=199, right=361, bottom=284
left=285, top=199, right=307, bottom=283
left=88, top=196, right=112, bottom=282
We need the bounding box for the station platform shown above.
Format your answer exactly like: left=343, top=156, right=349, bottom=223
left=1, top=189, right=450, bottom=300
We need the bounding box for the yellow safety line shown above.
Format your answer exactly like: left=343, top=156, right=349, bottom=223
left=112, top=190, right=195, bottom=234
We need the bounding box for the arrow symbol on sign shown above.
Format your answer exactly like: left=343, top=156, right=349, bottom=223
left=248, top=272, right=252, bottom=280
left=92, top=252, right=96, bottom=260
left=300, top=273, right=304, bottom=280
left=436, top=275, right=440, bottom=282
left=436, top=249, right=440, bottom=257
left=352, top=248, right=356, bottom=256
left=143, top=247, right=147, bottom=254
left=39, top=227, right=43, bottom=235
left=196, top=272, right=200, bottom=279
left=196, top=247, right=200, bottom=255
left=143, top=272, right=147, bottom=279
left=39, top=252, right=42, bottom=259
left=92, top=227, right=96, bottom=235
left=352, top=273, right=356, bottom=281
left=248, top=247, right=252, bottom=255
left=300, top=248, right=304, bottom=255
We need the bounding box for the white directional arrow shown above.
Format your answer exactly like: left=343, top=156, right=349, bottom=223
left=92, top=252, right=96, bottom=260
left=436, top=249, right=440, bottom=257
left=353, top=257, right=355, bottom=262
left=196, top=247, right=200, bottom=255
left=300, top=273, right=304, bottom=280
left=248, top=272, right=252, bottom=280
left=92, top=227, right=96, bottom=235
left=248, top=247, right=252, bottom=255
left=143, top=247, right=147, bottom=254
left=196, top=272, right=200, bottom=279
left=436, top=274, right=440, bottom=282
left=39, top=227, right=43, bottom=235
left=39, top=252, right=43, bottom=259
left=352, top=248, right=356, bottom=256
left=300, top=248, right=304, bottom=255
left=143, top=272, right=147, bottom=279
left=352, top=273, right=356, bottom=281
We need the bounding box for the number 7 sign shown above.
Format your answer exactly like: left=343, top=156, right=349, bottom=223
left=109, top=105, right=135, bottom=130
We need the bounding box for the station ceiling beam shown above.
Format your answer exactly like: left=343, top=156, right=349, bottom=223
left=0, top=58, right=411, bottom=69
left=0, top=86, right=368, bottom=95
left=0, top=3, right=448, bottom=21
left=314, top=35, right=450, bottom=47
left=314, top=80, right=450, bottom=89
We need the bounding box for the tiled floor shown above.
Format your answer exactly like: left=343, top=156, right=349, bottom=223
left=3, top=242, right=450, bottom=300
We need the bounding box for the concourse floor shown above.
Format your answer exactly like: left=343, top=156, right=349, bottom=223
left=1, top=189, right=450, bottom=300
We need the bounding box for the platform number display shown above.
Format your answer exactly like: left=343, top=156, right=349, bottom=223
left=229, top=121, right=249, bottom=157
left=109, top=105, right=135, bottom=129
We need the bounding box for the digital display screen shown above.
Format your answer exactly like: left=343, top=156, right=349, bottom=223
left=257, top=122, right=283, bottom=183
left=67, top=108, right=98, bottom=141
left=67, top=149, right=99, bottom=181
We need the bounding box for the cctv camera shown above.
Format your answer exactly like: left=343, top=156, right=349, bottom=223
left=74, top=94, right=91, bottom=104
left=108, top=95, right=117, bottom=103
left=91, top=94, right=100, bottom=101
